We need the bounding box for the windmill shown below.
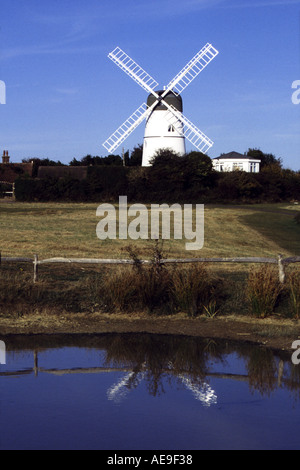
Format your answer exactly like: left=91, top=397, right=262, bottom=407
left=103, top=43, right=219, bottom=167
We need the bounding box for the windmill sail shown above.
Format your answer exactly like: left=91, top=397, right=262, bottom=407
left=108, top=47, right=159, bottom=94
left=103, top=103, right=152, bottom=153
left=166, top=43, right=219, bottom=96
left=165, top=105, right=213, bottom=154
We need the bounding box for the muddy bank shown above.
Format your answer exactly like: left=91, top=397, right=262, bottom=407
left=1, top=312, right=300, bottom=352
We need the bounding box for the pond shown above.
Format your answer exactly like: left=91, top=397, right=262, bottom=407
left=0, top=333, right=299, bottom=451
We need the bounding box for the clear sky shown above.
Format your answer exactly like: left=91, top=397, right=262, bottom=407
left=0, top=0, right=299, bottom=169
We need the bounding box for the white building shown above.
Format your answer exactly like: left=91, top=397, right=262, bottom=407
left=212, top=151, right=261, bottom=173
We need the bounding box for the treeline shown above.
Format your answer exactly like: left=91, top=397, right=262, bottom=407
left=22, top=144, right=143, bottom=177
left=16, top=148, right=300, bottom=203
left=69, top=145, right=142, bottom=167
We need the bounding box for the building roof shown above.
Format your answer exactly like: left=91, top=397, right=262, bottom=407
left=213, top=151, right=261, bottom=161
left=0, top=162, right=33, bottom=183
left=37, top=166, right=88, bottom=180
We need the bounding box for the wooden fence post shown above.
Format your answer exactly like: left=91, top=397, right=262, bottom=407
left=33, top=254, right=38, bottom=283
left=278, top=254, right=285, bottom=284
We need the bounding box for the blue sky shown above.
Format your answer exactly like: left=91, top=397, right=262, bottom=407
left=0, top=0, right=299, bottom=169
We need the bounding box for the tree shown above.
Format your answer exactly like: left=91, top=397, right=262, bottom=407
left=150, top=148, right=181, bottom=167
left=128, top=144, right=143, bottom=166
left=105, top=154, right=123, bottom=166
left=69, top=157, right=82, bottom=166
left=246, top=148, right=282, bottom=169
left=183, top=151, right=213, bottom=177
left=146, top=149, right=215, bottom=202
left=80, top=154, right=95, bottom=166
left=69, top=154, right=123, bottom=166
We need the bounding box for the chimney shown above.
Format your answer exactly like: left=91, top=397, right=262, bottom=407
left=2, top=150, right=10, bottom=164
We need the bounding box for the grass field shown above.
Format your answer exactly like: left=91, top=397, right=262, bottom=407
left=0, top=201, right=299, bottom=320
left=0, top=202, right=299, bottom=259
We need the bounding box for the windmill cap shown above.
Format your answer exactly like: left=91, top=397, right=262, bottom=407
left=147, top=90, right=183, bottom=112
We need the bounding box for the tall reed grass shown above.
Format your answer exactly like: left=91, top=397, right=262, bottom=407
left=170, top=264, right=221, bottom=317
left=287, top=271, right=300, bottom=319
left=246, top=265, right=282, bottom=318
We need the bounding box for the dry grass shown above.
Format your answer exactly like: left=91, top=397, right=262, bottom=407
left=0, top=202, right=299, bottom=319
left=287, top=271, right=300, bottom=318
left=0, top=258, right=299, bottom=320
left=169, top=264, right=221, bottom=317
left=0, top=202, right=299, bottom=260
left=98, top=244, right=223, bottom=316
left=246, top=265, right=283, bottom=318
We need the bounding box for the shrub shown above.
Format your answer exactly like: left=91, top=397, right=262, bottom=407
left=127, top=242, right=173, bottom=314
left=87, top=166, right=129, bottom=201
left=98, top=242, right=172, bottom=314
left=99, top=267, right=139, bottom=312
left=170, top=264, right=221, bottom=317
left=97, top=264, right=172, bottom=314
left=135, top=265, right=172, bottom=314
left=246, top=265, right=282, bottom=318
left=0, top=267, right=49, bottom=315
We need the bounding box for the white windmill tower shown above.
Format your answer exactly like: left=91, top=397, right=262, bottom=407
left=103, top=43, right=219, bottom=167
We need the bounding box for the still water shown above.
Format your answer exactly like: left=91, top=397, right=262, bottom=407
left=0, top=334, right=299, bottom=450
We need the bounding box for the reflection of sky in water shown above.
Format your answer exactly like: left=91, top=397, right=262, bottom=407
left=0, top=338, right=300, bottom=450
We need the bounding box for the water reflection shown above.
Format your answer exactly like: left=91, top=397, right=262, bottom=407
left=2, top=333, right=300, bottom=404
left=2, top=334, right=300, bottom=450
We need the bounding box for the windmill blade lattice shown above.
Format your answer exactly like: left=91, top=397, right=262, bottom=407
left=165, top=43, right=219, bottom=96
left=103, top=103, right=151, bottom=153
left=108, top=47, right=159, bottom=94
